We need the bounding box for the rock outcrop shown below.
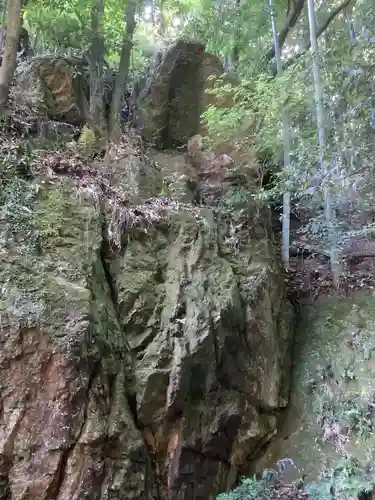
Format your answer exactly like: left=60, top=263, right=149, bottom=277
left=135, top=40, right=235, bottom=148
left=13, top=55, right=89, bottom=125
left=0, top=137, right=293, bottom=498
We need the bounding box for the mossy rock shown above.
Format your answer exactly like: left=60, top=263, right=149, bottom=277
left=13, top=55, right=89, bottom=125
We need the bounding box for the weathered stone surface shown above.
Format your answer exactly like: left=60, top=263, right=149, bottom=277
left=105, top=153, right=294, bottom=498
left=0, top=181, right=153, bottom=499
left=136, top=40, right=235, bottom=148
left=13, top=56, right=89, bottom=125
left=0, top=144, right=293, bottom=499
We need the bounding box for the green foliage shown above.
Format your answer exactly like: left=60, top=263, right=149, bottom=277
left=306, top=457, right=374, bottom=499
left=195, top=0, right=375, bottom=257
left=216, top=476, right=264, bottom=500
left=182, top=0, right=285, bottom=72
left=219, top=458, right=374, bottom=500
left=218, top=186, right=252, bottom=211
left=24, top=0, right=147, bottom=72
left=202, top=63, right=313, bottom=162
left=341, top=396, right=373, bottom=437
left=216, top=469, right=278, bottom=500
left=312, top=388, right=374, bottom=446
left=24, top=4, right=88, bottom=51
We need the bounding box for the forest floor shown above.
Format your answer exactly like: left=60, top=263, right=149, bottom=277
left=287, top=252, right=375, bottom=299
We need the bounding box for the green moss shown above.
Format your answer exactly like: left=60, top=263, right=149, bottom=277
left=35, top=188, right=68, bottom=238
left=88, top=259, right=130, bottom=360
left=34, top=185, right=99, bottom=253
left=41, top=82, right=56, bottom=111
left=35, top=187, right=77, bottom=232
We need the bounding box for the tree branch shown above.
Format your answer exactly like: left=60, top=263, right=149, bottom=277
left=265, top=0, right=305, bottom=62
left=282, top=0, right=355, bottom=70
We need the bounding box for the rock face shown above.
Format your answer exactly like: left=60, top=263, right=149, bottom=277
left=0, top=141, right=293, bottom=498
left=13, top=56, right=89, bottom=125
left=136, top=40, right=235, bottom=148
left=0, top=180, right=153, bottom=499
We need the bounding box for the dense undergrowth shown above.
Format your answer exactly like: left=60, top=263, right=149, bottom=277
left=218, top=456, right=375, bottom=499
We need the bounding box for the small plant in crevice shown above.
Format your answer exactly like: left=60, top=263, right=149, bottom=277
left=216, top=473, right=268, bottom=500
left=342, top=363, right=356, bottom=381
left=321, top=417, right=351, bottom=456
left=216, top=459, right=303, bottom=499
left=341, top=399, right=373, bottom=437
left=306, top=377, right=318, bottom=393
left=218, top=186, right=252, bottom=211
left=314, top=394, right=336, bottom=427
left=316, top=363, right=335, bottom=382
left=362, top=343, right=373, bottom=360
left=314, top=389, right=374, bottom=451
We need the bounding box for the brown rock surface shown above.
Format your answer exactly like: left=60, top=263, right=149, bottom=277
left=136, top=40, right=235, bottom=148
left=0, top=143, right=294, bottom=499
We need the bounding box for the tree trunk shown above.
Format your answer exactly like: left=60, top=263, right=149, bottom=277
left=0, top=0, right=7, bottom=54
left=306, top=0, right=341, bottom=286
left=269, top=0, right=291, bottom=269
left=88, top=0, right=106, bottom=135
left=158, top=0, right=166, bottom=36
left=0, top=0, right=22, bottom=109
left=108, top=0, right=137, bottom=139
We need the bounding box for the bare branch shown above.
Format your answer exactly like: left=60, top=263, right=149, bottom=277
left=265, top=0, right=305, bottom=62
left=282, top=0, right=355, bottom=71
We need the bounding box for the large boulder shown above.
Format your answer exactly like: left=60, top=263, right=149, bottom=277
left=0, top=142, right=294, bottom=499
left=12, top=55, right=89, bottom=125
left=136, top=40, right=235, bottom=148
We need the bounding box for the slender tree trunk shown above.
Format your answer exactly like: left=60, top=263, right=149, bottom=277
left=0, top=0, right=22, bottom=108
left=108, top=0, right=137, bottom=139
left=88, top=0, right=106, bottom=135
left=150, top=0, right=156, bottom=25
left=0, top=0, right=7, bottom=54
left=269, top=0, right=291, bottom=269
left=159, top=5, right=167, bottom=36
left=307, top=0, right=341, bottom=286
left=230, top=0, right=241, bottom=71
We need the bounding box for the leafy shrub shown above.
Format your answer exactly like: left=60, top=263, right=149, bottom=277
left=216, top=470, right=277, bottom=500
